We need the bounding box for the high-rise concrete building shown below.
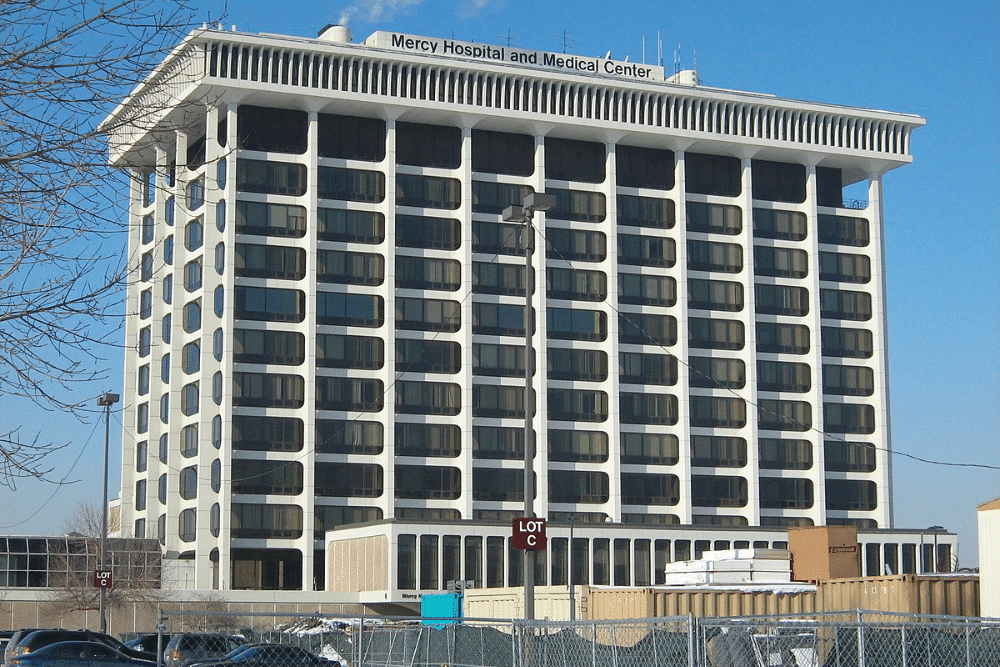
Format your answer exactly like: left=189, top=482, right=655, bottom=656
left=106, top=25, right=947, bottom=598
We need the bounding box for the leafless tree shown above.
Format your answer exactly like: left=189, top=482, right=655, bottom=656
left=45, top=502, right=168, bottom=613
left=0, top=0, right=211, bottom=487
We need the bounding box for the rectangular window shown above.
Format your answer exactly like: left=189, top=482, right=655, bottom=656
left=546, top=137, right=605, bottom=183
left=545, top=227, right=608, bottom=261
left=619, top=234, right=676, bottom=267
left=397, top=466, right=461, bottom=500
left=689, top=357, right=745, bottom=389
left=549, top=430, right=609, bottom=463
left=232, top=459, right=303, bottom=495
left=687, top=201, right=742, bottom=235
left=473, top=426, right=523, bottom=460
left=235, top=201, right=307, bottom=238
left=688, top=239, right=743, bottom=273
left=396, top=255, right=461, bottom=291
left=397, top=297, right=461, bottom=332
left=821, top=326, right=873, bottom=359
left=616, top=144, right=674, bottom=190
left=419, top=535, right=440, bottom=590
left=236, top=159, right=306, bottom=196
left=316, top=462, right=383, bottom=497
left=758, top=399, right=812, bottom=432
left=233, top=415, right=304, bottom=452
left=397, top=535, right=416, bottom=589
left=690, top=395, right=747, bottom=428
left=235, top=286, right=304, bottom=323
left=823, top=364, right=875, bottom=396
left=691, top=475, right=748, bottom=508
left=474, top=302, right=531, bottom=337
left=396, top=338, right=461, bottom=374
left=233, top=329, right=305, bottom=365
left=396, top=423, right=460, bottom=458
left=820, top=289, right=873, bottom=321
left=826, top=479, right=877, bottom=511
left=471, top=181, right=534, bottom=215
left=549, top=347, right=608, bottom=382
left=472, top=129, right=534, bottom=176
left=547, top=388, right=609, bottom=422
left=235, top=244, right=306, bottom=280
left=818, top=214, right=869, bottom=247
left=760, top=477, right=813, bottom=509
left=689, top=278, right=743, bottom=312
left=550, top=470, right=609, bottom=504
left=618, top=273, right=676, bottom=306
left=232, top=504, right=303, bottom=540
left=317, top=207, right=385, bottom=243
left=621, top=473, right=679, bottom=506
left=825, top=440, right=876, bottom=472
left=620, top=393, right=678, bottom=425
left=754, top=246, right=809, bottom=279
left=232, top=372, right=304, bottom=408
left=620, top=351, right=677, bottom=385
left=548, top=188, right=607, bottom=223
left=753, top=208, right=807, bottom=241
left=686, top=153, right=741, bottom=197
left=472, top=220, right=523, bottom=256
left=315, top=376, right=383, bottom=411
left=396, top=121, right=462, bottom=169
left=396, top=214, right=461, bottom=250
left=691, top=436, right=747, bottom=467
left=757, top=360, right=812, bottom=393
left=823, top=402, right=876, bottom=434
left=472, top=384, right=527, bottom=418
left=621, top=432, right=679, bottom=465
left=619, top=312, right=677, bottom=346
left=316, top=420, right=383, bottom=455
left=473, top=468, right=524, bottom=502
left=473, top=343, right=524, bottom=377
left=318, top=166, right=385, bottom=203
left=545, top=267, right=607, bottom=301
left=756, top=321, right=810, bottom=354
left=396, top=380, right=461, bottom=415
left=820, top=251, right=871, bottom=283
left=318, top=113, right=386, bottom=161
left=755, top=283, right=809, bottom=316
left=318, top=249, right=385, bottom=286
left=759, top=438, right=813, bottom=470
left=473, top=261, right=526, bottom=296
left=547, top=307, right=607, bottom=341
left=689, top=317, right=744, bottom=350
left=396, top=174, right=461, bottom=209
left=317, top=291, right=383, bottom=326
left=751, top=159, right=806, bottom=204
left=237, top=105, right=308, bottom=154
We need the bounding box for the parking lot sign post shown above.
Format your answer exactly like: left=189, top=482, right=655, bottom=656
left=94, top=569, right=113, bottom=589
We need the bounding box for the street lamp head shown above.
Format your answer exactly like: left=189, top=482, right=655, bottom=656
left=523, top=192, right=556, bottom=212
left=97, top=392, right=120, bottom=407
left=502, top=204, right=525, bottom=223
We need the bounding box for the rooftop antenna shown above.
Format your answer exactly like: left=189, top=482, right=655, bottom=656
left=642, top=35, right=646, bottom=64
left=674, top=44, right=681, bottom=75
left=558, top=29, right=574, bottom=54
left=498, top=29, right=520, bottom=48
left=657, top=31, right=663, bottom=68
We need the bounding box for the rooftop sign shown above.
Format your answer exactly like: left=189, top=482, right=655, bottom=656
left=364, top=31, right=664, bottom=82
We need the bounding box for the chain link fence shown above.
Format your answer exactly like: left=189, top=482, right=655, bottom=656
left=155, top=609, right=1000, bottom=667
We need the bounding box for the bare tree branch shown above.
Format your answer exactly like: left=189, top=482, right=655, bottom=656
left=0, top=0, right=213, bottom=485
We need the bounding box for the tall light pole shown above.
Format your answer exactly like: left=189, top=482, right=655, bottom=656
left=503, top=191, right=556, bottom=622
left=97, top=391, right=120, bottom=633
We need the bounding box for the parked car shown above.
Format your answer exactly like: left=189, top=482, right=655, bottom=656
left=163, top=634, right=246, bottom=667
left=8, top=640, right=155, bottom=667
left=4, top=630, right=47, bottom=667
left=125, top=634, right=174, bottom=656
left=190, top=644, right=339, bottom=667
left=0, top=633, right=15, bottom=659
left=9, top=630, right=155, bottom=663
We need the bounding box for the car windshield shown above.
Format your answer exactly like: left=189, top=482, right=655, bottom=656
left=225, top=645, right=253, bottom=659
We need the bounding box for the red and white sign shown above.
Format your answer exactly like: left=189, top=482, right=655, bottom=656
left=94, top=570, right=113, bottom=589
left=512, top=517, right=547, bottom=550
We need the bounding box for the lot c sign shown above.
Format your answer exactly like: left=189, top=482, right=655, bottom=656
left=512, top=517, right=547, bottom=550
left=94, top=569, right=113, bottom=589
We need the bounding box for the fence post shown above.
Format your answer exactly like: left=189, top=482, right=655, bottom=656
left=357, top=615, right=363, bottom=667
left=688, top=613, right=696, bottom=667
left=857, top=610, right=866, bottom=667
left=966, top=623, right=972, bottom=667
left=900, top=624, right=907, bottom=667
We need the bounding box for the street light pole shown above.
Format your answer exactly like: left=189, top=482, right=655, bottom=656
left=97, top=391, right=120, bottom=633
left=503, top=192, right=555, bottom=623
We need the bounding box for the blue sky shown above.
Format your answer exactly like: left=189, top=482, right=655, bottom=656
left=3, top=0, right=997, bottom=566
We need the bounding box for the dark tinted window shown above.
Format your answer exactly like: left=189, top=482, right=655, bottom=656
left=685, top=153, right=741, bottom=197
left=616, top=144, right=674, bottom=190
left=546, top=137, right=605, bottom=183
left=472, top=129, right=534, bottom=176
left=396, top=121, right=462, bottom=169
left=237, top=105, right=307, bottom=154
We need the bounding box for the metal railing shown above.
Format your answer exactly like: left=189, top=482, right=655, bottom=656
left=155, top=608, right=1000, bottom=667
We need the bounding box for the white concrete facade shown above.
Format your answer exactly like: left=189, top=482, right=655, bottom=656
left=105, top=26, right=928, bottom=593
